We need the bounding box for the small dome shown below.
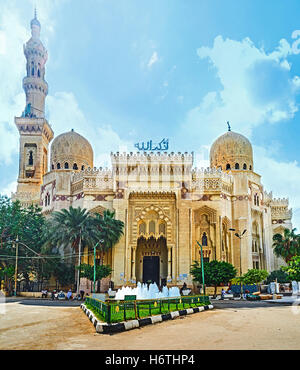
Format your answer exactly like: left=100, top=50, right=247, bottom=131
left=31, top=17, right=41, bottom=28
left=210, top=130, right=253, bottom=171
left=50, top=129, right=93, bottom=171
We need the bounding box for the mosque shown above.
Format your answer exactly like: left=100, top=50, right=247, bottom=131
left=12, top=13, right=293, bottom=290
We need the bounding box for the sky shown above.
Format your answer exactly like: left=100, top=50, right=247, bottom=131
left=0, top=0, right=300, bottom=228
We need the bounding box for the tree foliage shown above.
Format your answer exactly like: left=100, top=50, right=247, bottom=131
left=266, top=269, right=290, bottom=284
left=190, top=260, right=237, bottom=295
left=76, top=263, right=112, bottom=282
left=0, top=195, right=51, bottom=290
left=272, top=228, right=300, bottom=263
left=0, top=197, right=124, bottom=293
left=241, top=269, right=268, bottom=285
left=282, top=256, right=300, bottom=281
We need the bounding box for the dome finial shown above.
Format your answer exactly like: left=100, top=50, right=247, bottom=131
left=30, top=4, right=41, bottom=33
left=227, top=121, right=231, bottom=131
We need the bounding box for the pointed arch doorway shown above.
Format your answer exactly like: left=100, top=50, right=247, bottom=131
left=135, top=236, right=168, bottom=286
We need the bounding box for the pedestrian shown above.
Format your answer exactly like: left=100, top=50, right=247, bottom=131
left=67, top=289, right=72, bottom=300
left=51, top=290, right=56, bottom=300
left=221, top=288, right=226, bottom=300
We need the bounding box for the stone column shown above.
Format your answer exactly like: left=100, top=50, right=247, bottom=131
left=131, top=247, right=136, bottom=282
left=167, top=246, right=172, bottom=281
left=215, top=216, right=221, bottom=261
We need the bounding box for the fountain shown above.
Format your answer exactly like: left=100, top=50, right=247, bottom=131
left=110, top=282, right=181, bottom=300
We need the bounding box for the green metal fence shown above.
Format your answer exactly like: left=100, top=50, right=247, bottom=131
left=85, top=295, right=210, bottom=323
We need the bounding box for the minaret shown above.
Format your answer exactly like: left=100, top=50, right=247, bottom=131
left=13, top=11, right=54, bottom=206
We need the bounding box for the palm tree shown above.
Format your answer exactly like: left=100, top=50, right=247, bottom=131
left=91, top=210, right=124, bottom=291
left=272, top=228, right=300, bottom=263
left=47, top=207, right=98, bottom=294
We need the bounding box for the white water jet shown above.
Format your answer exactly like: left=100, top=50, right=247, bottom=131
left=112, top=282, right=181, bottom=300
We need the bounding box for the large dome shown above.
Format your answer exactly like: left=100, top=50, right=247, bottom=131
left=50, top=129, right=93, bottom=171
left=210, top=130, right=253, bottom=171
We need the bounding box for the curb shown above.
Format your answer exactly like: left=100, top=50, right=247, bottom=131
left=80, top=303, right=214, bottom=334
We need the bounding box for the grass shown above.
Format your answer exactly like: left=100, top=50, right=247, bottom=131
left=84, top=298, right=209, bottom=323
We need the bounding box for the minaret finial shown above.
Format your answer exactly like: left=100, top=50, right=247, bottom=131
left=34, top=6, right=37, bottom=19
left=227, top=121, right=231, bottom=131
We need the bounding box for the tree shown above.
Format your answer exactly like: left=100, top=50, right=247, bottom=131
left=272, top=228, right=300, bottom=263
left=282, top=256, right=300, bottom=281
left=241, top=269, right=268, bottom=285
left=92, top=210, right=124, bottom=255
left=76, top=263, right=112, bottom=290
left=90, top=210, right=124, bottom=292
left=52, top=261, right=76, bottom=288
left=266, top=269, right=290, bottom=284
left=190, top=260, right=237, bottom=296
left=0, top=195, right=48, bottom=292
left=46, top=206, right=99, bottom=294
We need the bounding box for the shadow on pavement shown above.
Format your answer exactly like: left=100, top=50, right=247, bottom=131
left=211, top=299, right=293, bottom=309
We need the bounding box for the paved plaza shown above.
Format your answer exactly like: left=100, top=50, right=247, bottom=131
left=1, top=298, right=300, bottom=350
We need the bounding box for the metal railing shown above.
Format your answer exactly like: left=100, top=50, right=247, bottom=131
left=85, top=295, right=210, bottom=323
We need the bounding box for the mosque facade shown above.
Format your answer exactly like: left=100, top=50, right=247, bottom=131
left=12, top=14, right=293, bottom=290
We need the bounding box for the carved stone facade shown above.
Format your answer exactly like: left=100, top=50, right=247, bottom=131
left=12, top=13, right=293, bottom=290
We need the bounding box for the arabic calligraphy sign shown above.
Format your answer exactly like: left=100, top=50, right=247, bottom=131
left=134, top=138, right=169, bottom=151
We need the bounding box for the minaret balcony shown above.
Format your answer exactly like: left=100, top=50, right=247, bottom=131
left=25, top=165, right=35, bottom=178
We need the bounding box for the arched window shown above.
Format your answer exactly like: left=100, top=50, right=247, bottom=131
left=243, top=163, right=247, bottom=170
left=159, top=222, right=166, bottom=235
left=28, top=151, right=33, bottom=166
left=249, top=165, right=252, bottom=171
left=37, top=69, right=40, bottom=78
left=31, top=67, right=34, bottom=76
left=57, top=163, right=61, bottom=169
left=226, top=164, right=231, bottom=170
left=139, top=222, right=146, bottom=234
left=81, top=165, right=85, bottom=170
left=64, top=162, right=69, bottom=169
left=235, top=163, right=239, bottom=169
left=202, top=232, right=208, bottom=246
left=149, top=220, right=156, bottom=234
left=45, top=193, right=50, bottom=207
left=73, top=163, right=78, bottom=170
left=254, top=193, right=259, bottom=206
left=51, top=164, right=54, bottom=170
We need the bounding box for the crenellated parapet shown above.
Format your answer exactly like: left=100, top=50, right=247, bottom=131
left=191, top=167, right=233, bottom=194
left=270, top=197, right=292, bottom=222
left=71, top=167, right=113, bottom=193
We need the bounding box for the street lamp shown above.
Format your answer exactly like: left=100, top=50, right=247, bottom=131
left=14, top=235, right=19, bottom=297
left=93, top=239, right=104, bottom=294
left=196, top=241, right=205, bottom=295
left=229, top=228, right=247, bottom=276
left=229, top=228, right=247, bottom=298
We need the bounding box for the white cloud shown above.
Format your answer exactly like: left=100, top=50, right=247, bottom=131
left=0, top=0, right=69, bottom=166
left=254, top=145, right=300, bottom=230
left=183, top=34, right=300, bottom=230
left=182, top=35, right=300, bottom=147
left=1, top=181, right=17, bottom=198
left=47, top=91, right=131, bottom=168
left=147, top=51, right=158, bottom=68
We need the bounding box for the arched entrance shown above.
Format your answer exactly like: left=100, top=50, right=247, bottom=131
left=135, top=236, right=168, bottom=286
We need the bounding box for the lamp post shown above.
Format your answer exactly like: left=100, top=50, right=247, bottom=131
left=196, top=241, right=205, bottom=295
left=93, top=239, right=104, bottom=294
left=14, top=236, right=19, bottom=297
left=229, top=228, right=247, bottom=297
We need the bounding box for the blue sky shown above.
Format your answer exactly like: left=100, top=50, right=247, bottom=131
left=1, top=0, right=300, bottom=228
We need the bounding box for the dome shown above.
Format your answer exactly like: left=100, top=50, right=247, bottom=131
left=210, top=130, right=253, bottom=171
left=50, top=129, right=94, bottom=171
left=31, top=17, right=41, bottom=28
